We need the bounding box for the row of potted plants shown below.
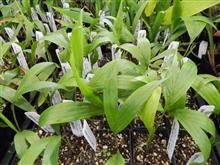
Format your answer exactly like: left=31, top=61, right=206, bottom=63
left=0, top=0, right=220, bottom=164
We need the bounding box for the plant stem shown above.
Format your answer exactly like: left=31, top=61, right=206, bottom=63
left=11, top=104, right=21, bottom=132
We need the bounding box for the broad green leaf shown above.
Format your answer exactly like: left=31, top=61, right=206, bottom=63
left=15, top=62, right=56, bottom=97
left=103, top=62, right=118, bottom=130
left=151, top=49, right=176, bottom=62
left=105, top=152, right=125, bottom=165
left=42, top=30, right=69, bottom=49
left=173, top=108, right=215, bottom=161
left=39, top=102, right=103, bottom=126
left=149, top=11, right=165, bottom=42
left=0, top=113, right=18, bottom=133
left=89, top=59, right=141, bottom=91
left=145, top=0, right=157, bottom=17
left=54, top=7, right=98, bottom=25
left=88, top=32, right=119, bottom=53
left=184, top=17, right=206, bottom=43
left=18, top=136, right=61, bottom=165
left=119, top=43, right=145, bottom=66
left=14, top=130, right=40, bottom=158
left=0, top=85, right=34, bottom=111
left=70, top=19, right=84, bottom=75
left=70, top=10, right=102, bottom=106
left=0, top=42, right=10, bottom=62
left=137, top=37, right=151, bottom=67
left=42, top=136, right=61, bottom=165
left=163, top=60, right=197, bottom=110
left=192, top=75, right=220, bottom=114
left=21, top=0, right=31, bottom=14
left=113, top=80, right=163, bottom=133
left=139, top=86, right=161, bottom=140
left=114, top=0, right=124, bottom=38
left=171, top=0, right=182, bottom=33
left=132, top=0, right=148, bottom=33
left=163, top=0, right=220, bottom=25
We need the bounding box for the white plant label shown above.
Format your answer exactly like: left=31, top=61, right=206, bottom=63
left=51, top=90, right=62, bottom=105
left=62, top=100, right=83, bottom=137
left=31, top=7, right=39, bottom=21
left=36, top=5, right=48, bottom=22
left=82, top=120, right=97, bottom=152
left=11, top=43, right=29, bottom=70
left=44, top=23, right=51, bottom=33
left=198, top=41, right=208, bottom=59
left=46, top=12, right=57, bottom=32
left=111, top=44, right=121, bottom=60
left=62, top=3, right=70, bottom=22
left=186, top=152, right=204, bottom=165
left=182, top=57, right=189, bottom=63
left=163, top=41, right=180, bottom=63
left=163, top=29, right=170, bottom=46
left=167, top=118, right=179, bottom=160
left=198, top=105, right=215, bottom=117
left=35, top=31, right=43, bottom=41
left=4, top=27, right=18, bottom=42
left=135, top=19, right=142, bottom=35
left=67, top=32, right=72, bottom=39
left=70, top=121, right=83, bottom=137
left=137, top=30, right=147, bottom=44
left=86, top=73, right=94, bottom=81
left=61, top=62, right=71, bottom=73
left=25, top=112, right=55, bottom=133
left=168, top=41, right=179, bottom=50
left=82, top=58, right=92, bottom=78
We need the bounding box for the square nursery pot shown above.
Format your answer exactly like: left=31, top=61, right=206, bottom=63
left=0, top=105, right=31, bottom=165
left=1, top=103, right=220, bottom=165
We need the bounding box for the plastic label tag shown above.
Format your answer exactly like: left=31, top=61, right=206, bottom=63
left=163, top=41, right=180, bottom=63
left=46, top=12, right=57, bottom=32
left=163, top=29, right=170, bottom=46
left=111, top=44, right=121, bottom=60
left=82, top=58, right=92, bottom=78
left=182, top=57, right=189, bottom=63
left=51, top=90, right=62, bottom=105
left=70, top=121, right=83, bottom=137
left=135, top=19, right=142, bottom=35
left=137, top=30, right=146, bottom=44
left=36, top=5, right=48, bottom=22
left=11, top=43, right=29, bottom=70
left=62, top=100, right=83, bottom=137
left=4, top=27, right=18, bottom=42
left=198, top=105, right=215, bottom=117
left=67, top=32, right=72, bottom=39
left=35, top=31, right=43, bottom=41
left=25, top=112, right=55, bottom=133
left=167, top=118, right=179, bottom=160
left=44, top=23, right=51, bottom=33
left=31, top=7, right=39, bottom=21
left=61, top=62, right=71, bottom=73
left=82, top=120, right=97, bottom=152
left=198, top=41, right=208, bottom=59
left=168, top=41, right=179, bottom=50
left=86, top=73, right=94, bottom=81
left=186, top=152, right=204, bottom=165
